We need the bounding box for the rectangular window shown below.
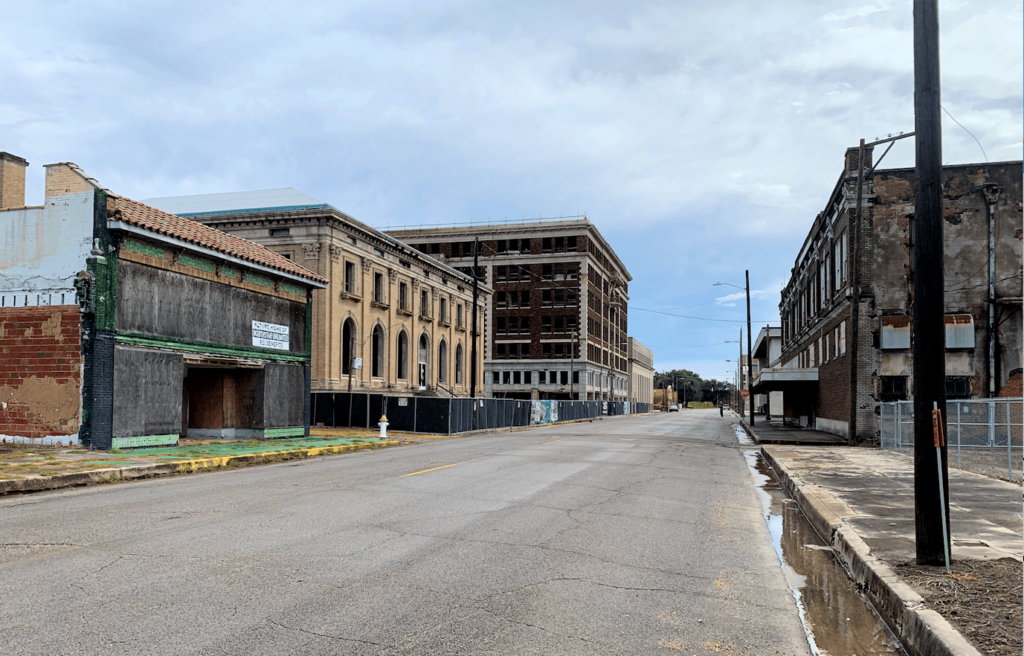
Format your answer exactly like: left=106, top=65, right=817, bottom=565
left=542, top=264, right=553, bottom=280
left=841, top=232, right=848, bottom=283
left=421, top=290, right=430, bottom=317
left=519, top=265, right=531, bottom=282
left=399, top=282, right=409, bottom=310
left=503, top=371, right=511, bottom=384
left=542, top=237, right=552, bottom=253
left=567, top=289, right=577, bottom=307
left=542, top=316, right=552, bottom=333
left=497, top=239, right=507, bottom=254
left=439, top=298, right=448, bottom=323
left=521, top=290, right=530, bottom=308
left=542, top=290, right=552, bottom=307
left=537, top=371, right=546, bottom=384
left=839, top=321, right=847, bottom=355
left=492, top=371, right=500, bottom=384
left=373, top=272, right=384, bottom=302
left=524, top=371, right=532, bottom=385
left=513, top=371, right=521, bottom=385
left=946, top=376, right=972, bottom=399
left=560, top=371, right=569, bottom=385
left=880, top=315, right=911, bottom=349
left=880, top=376, right=909, bottom=401
left=456, top=303, right=464, bottom=328
left=496, top=265, right=507, bottom=282
left=542, top=343, right=551, bottom=358
left=496, top=344, right=506, bottom=359
left=945, top=314, right=975, bottom=349
left=496, top=317, right=506, bottom=335
left=554, top=237, right=565, bottom=253
left=554, top=289, right=565, bottom=307
left=270, top=228, right=290, bottom=237
left=497, top=291, right=507, bottom=309
left=344, top=261, right=358, bottom=294
left=520, top=316, right=530, bottom=334
left=567, top=236, right=577, bottom=252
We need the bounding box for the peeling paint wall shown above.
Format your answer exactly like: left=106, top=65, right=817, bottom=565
left=0, top=163, right=97, bottom=306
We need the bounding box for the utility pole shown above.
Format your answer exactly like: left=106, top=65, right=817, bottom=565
left=912, top=0, right=950, bottom=565
left=738, top=329, right=743, bottom=416
left=470, top=237, right=480, bottom=401
left=746, top=271, right=754, bottom=426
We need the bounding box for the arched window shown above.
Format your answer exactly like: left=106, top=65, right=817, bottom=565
left=372, top=325, right=384, bottom=377
left=342, top=319, right=356, bottom=374
left=438, top=340, right=448, bottom=383
left=455, top=343, right=463, bottom=385
left=397, top=331, right=409, bottom=380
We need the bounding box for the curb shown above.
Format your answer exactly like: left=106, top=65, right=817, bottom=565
left=738, top=421, right=761, bottom=444
left=0, top=440, right=399, bottom=497
left=759, top=446, right=982, bottom=656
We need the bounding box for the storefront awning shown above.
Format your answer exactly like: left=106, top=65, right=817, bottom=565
left=751, top=368, right=818, bottom=393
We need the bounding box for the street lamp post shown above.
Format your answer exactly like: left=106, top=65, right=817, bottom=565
left=715, top=274, right=754, bottom=425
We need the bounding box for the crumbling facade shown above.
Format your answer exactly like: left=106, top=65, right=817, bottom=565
left=386, top=219, right=632, bottom=401
left=757, top=148, right=1022, bottom=442
left=1, top=156, right=326, bottom=448
left=146, top=190, right=489, bottom=398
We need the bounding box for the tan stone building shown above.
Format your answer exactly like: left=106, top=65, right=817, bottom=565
left=627, top=337, right=654, bottom=405
left=147, top=189, right=490, bottom=397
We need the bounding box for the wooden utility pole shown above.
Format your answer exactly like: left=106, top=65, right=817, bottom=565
left=912, top=0, right=950, bottom=565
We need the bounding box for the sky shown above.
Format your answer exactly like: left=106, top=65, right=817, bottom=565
left=4, top=0, right=1021, bottom=382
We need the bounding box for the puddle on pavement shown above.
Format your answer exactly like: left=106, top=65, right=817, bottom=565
left=742, top=443, right=905, bottom=656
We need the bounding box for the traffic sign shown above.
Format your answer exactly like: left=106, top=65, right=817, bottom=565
left=740, top=389, right=749, bottom=398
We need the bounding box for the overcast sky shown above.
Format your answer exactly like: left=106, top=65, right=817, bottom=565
left=4, top=0, right=1021, bottom=381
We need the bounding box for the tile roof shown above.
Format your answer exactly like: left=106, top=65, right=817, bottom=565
left=112, top=196, right=326, bottom=285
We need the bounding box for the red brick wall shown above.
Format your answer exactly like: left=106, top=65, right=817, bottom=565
left=999, top=370, right=1023, bottom=398
left=0, top=306, right=82, bottom=441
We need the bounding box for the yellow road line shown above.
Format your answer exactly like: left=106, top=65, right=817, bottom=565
left=543, top=439, right=562, bottom=445
left=404, top=463, right=456, bottom=477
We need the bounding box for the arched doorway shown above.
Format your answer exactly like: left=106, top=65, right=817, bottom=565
left=418, top=334, right=429, bottom=388
left=397, top=331, right=409, bottom=380
left=342, top=319, right=356, bottom=374
left=371, top=325, right=384, bottom=378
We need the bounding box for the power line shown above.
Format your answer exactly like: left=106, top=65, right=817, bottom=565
left=631, top=306, right=775, bottom=323
left=941, top=105, right=988, bottom=163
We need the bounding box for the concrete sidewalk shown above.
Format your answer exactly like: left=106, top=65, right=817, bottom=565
left=740, top=415, right=848, bottom=445
left=761, top=443, right=1021, bottom=656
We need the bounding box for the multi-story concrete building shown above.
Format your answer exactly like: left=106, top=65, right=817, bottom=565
left=754, top=149, right=1022, bottom=441
left=0, top=157, right=326, bottom=448
left=627, top=337, right=654, bottom=406
left=750, top=326, right=783, bottom=417
left=146, top=189, right=490, bottom=398
left=386, top=218, right=632, bottom=401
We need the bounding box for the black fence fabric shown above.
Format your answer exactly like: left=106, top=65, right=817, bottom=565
left=312, top=393, right=650, bottom=435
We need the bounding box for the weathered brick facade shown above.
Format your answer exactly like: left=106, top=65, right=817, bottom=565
left=771, top=147, right=1022, bottom=443
left=0, top=306, right=82, bottom=442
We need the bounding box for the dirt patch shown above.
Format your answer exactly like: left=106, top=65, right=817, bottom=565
left=894, top=558, right=1022, bottom=656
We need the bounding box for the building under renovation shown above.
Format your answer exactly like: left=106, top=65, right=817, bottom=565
left=386, top=218, right=634, bottom=401
left=753, top=148, right=1022, bottom=442
left=0, top=154, right=326, bottom=448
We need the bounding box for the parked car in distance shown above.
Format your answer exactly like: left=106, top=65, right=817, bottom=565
left=668, top=405, right=679, bottom=412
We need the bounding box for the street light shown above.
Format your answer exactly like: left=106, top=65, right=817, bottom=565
left=715, top=273, right=754, bottom=425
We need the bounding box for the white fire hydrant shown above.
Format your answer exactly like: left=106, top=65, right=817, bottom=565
left=378, top=415, right=389, bottom=439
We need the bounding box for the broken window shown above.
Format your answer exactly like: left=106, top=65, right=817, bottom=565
left=880, top=376, right=908, bottom=401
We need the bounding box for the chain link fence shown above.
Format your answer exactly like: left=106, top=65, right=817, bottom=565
left=880, top=398, right=1022, bottom=483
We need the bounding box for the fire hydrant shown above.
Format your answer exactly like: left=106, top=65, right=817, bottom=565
left=378, top=415, right=389, bottom=439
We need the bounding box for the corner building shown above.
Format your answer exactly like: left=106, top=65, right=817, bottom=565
left=386, top=218, right=632, bottom=401
left=146, top=190, right=490, bottom=398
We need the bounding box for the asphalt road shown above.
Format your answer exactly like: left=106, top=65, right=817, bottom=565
left=1, top=410, right=812, bottom=655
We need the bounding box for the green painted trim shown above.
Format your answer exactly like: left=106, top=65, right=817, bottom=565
left=113, top=434, right=179, bottom=449
left=264, top=427, right=305, bottom=438
left=221, top=267, right=238, bottom=279
left=247, top=273, right=273, bottom=288
left=116, top=332, right=311, bottom=362
left=124, top=239, right=166, bottom=258
left=281, top=282, right=305, bottom=295
left=89, top=248, right=119, bottom=332
left=179, top=253, right=215, bottom=272
left=305, top=293, right=313, bottom=355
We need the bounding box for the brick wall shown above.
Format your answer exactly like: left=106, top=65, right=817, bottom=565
left=0, top=306, right=82, bottom=441
left=999, top=370, right=1023, bottom=398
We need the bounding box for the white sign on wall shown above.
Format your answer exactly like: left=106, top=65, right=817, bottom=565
left=252, top=321, right=290, bottom=350
left=353, top=358, right=363, bottom=370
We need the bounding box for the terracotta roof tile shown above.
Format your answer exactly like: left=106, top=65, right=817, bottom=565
left=112, top=197, right=326, bottom=285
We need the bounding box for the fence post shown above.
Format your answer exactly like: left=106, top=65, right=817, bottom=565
left=1007, top=400, right=1013, bottom=483
left=895, top=402, right=901, bottom=449
left=956, top=401, right=961, bottom=469
left=988, top=400, right=995, bottom=446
